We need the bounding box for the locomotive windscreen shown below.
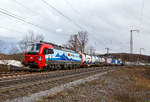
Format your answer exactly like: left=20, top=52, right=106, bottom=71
left=26, top=44, right=41, bottom=54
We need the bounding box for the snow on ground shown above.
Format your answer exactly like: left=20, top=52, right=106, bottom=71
left=0, top=60, right=23, bottom=67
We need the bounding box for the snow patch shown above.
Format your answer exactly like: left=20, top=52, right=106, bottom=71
left=0, top=60, right=22, bottom=67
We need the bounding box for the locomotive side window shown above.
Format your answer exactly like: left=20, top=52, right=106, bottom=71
left=48, top=49, right=54, bottom=54
left=43, top=48, right=54, bottom=54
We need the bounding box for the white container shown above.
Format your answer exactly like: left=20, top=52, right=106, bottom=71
left=86, top=55, right=92, bottom=64
left=107, top=58, right=112, bottom=64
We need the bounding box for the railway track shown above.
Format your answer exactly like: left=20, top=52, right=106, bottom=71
left=0, top=65, right=124, bottom=79
left=0, top=67, right=106, bottom=88
left=0, top=67, right=48, bottom=79
left=0, top=66, right=124, bottom=102
left=0, top=71, right=31, bottom=78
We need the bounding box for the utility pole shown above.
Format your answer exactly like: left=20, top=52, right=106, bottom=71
left=105, top=48, right=109, bottom=55
left=140, top=48, right=144, bottom=55
left=130, top=30, right=133, bottom=54
left=139, top=48, right=144, bottom=63
left=89, top=46, right=95, bottom=55
left=74, top=34, right=78, bottom=52
left=130, top=29, right=139, bottom=54
left=90, top=48, right=93, bottom=55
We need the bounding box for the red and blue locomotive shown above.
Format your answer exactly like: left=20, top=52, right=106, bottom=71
left=23, top=41, right=83, bottom=69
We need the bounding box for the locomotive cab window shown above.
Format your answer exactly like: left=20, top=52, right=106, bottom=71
left=43, top=48, right=48, bottom=55
left=26, top=44, right=41, bottom=54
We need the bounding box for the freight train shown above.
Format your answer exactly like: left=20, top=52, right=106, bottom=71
left=23, top=41, right=122, bottom=69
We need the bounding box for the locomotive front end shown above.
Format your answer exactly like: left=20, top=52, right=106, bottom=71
left=23, top=43, right=46, bottom=68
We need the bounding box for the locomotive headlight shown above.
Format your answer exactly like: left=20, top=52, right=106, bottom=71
left=38, top=56, right=42, bottom=61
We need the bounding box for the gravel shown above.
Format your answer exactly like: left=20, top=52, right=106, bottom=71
left=37, top=66, right=150, bottom=102
left=5, top=70, right=113, bottom=102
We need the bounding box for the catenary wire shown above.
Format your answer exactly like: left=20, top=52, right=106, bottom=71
left=41, top=0, right=82, bottom=30
left=0, top=8, right=54, bottom=33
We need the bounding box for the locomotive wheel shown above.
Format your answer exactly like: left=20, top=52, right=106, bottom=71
left=51, top=65, right=55, bottom=70
left=68, top=64, right=71, bottom=69
left=56, top=65, right=61, bottom=70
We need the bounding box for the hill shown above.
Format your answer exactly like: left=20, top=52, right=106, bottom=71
left=99, top=53, right=150, bottom=63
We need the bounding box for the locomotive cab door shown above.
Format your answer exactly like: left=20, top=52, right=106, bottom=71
left=43, top=48, right=54, bottom=63
left=48, top=49, right=54, bottom=61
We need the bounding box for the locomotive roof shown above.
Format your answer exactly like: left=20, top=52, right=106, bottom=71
left=40, top=41, right=77, bottom=53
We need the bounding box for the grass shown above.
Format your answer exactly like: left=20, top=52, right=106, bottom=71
left=74, top=83, right=86, bottom=89
left=87, top=80, right=98, bottom=86
left=66, top=89, right=74, bottom=94
left=114, top=92, right=140, bottom=102
left=38, top=91, right=68, bottom=102
left=38, top=66, right=150, bottom=102
left=110, top=67, right=150, bottom=102
left=0, top=53, right=24, bottom=61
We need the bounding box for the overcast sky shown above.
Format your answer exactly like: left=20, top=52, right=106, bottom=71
left=0, top=0, right=150, bottom=55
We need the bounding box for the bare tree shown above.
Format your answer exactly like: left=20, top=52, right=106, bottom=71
left=65, top=31, right=88, bottom=53
left=77, top=31, right=88, bottom=53
left=19, top=31, right=44, bottom=52
left=66, top=34, right=79, bottom=51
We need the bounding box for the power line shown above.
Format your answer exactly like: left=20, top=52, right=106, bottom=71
left=63, top=0, right=80, bottom=15
left=63, top=0, right=112, bottom=34
left=12, top=0, right=82, bottom=35
left=63, top=0, right=98, bottom=33
left=12, top=0, right=44, bottom=17
left=11, top=0, right=80, bottom=37
left=0, top=8, right=53, bottom=33
left=62, top=0, right=90, bottom=31
left=0, top=8, right=26, bottom=20
left=0, top=8, right=53, bottom=36
left=41, top=0, right=82, bottom=30
left=0, top=8, right=70, bottom=39
left=11, top=0, right=60, bottom=34
left=13, top=0, right=36, bottom=13
left=0, top=26, right=25, bottom=34
left=63, top=0, right=111, bottom=41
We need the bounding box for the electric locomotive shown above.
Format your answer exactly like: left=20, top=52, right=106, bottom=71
left=23, top=41, right=82, bottom=69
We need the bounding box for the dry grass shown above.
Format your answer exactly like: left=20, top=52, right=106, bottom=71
left=114, top=92, right=141, bottom=102
left=37, top=66, right=150, bottom=102
left=109, top=67, right=150, bottom=102
left=66, top=89, right=74, bottom=94
left=88, top=80, right=98, bottom=86
left=0, top=53, right=24, bottom=61
left=38, top=91, right=69, bottom=102
left=74, top=83, right=86, bottom=89
left=0, top=64, right=11, bottom=72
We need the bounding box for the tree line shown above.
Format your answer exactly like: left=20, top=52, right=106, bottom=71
left=0, top=30, right=96, bottom=55
left=19, top=31, right=90, bottom=54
